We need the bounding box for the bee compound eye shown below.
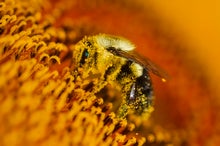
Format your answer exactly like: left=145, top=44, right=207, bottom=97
left=80, top=49, right=89, bottom=66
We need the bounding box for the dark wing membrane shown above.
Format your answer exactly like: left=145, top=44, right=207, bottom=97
left=111, top=49, right=168, bottom=80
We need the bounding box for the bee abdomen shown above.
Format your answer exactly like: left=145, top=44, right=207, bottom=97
left=136, top=69, right=153, bottom=107
left=127, top=69, right=153, bottom=114
left=116, top=60, right=133, bottom=81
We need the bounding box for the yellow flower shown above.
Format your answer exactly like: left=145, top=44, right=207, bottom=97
left=3, top=0, right=218, bottom=145
left=0, top=0, right=156, bottom=145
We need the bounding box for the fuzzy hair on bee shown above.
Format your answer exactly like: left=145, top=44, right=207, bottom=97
left=72, top=34, right=166, bottom=118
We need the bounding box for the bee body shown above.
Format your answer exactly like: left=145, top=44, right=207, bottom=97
left=73, top=34, right=163, bottom=118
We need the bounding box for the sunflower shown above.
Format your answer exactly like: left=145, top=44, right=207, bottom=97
left=1, top=0, right=219, bottom=146
left=0, top=0, right=157, bottom=145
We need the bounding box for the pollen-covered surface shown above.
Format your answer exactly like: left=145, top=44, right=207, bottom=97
left=0, top=0, right=153, bottom=146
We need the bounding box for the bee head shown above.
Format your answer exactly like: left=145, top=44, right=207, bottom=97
left=72, top=36, right=102, bottom=79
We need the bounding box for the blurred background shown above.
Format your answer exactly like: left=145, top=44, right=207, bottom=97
left=145, top=1, right=220, bottom=145
left=147, top=0, right=220, bottom=98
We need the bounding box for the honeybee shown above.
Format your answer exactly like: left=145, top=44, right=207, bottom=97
left=72, top=34, right=166, bottom=118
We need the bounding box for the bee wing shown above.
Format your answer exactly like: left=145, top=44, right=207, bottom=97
left=114, top=49, right=168, bottom=81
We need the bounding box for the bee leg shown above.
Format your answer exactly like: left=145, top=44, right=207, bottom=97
left=116, top=81, right=135, bottom=118
left=114, top=60, right=136, bottom=118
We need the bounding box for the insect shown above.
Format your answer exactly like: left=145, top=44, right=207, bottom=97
left=72, top=34, right=166, bottom=118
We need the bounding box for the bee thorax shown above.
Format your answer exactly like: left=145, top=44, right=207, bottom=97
left=96, top=34, right=135, bottom=51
